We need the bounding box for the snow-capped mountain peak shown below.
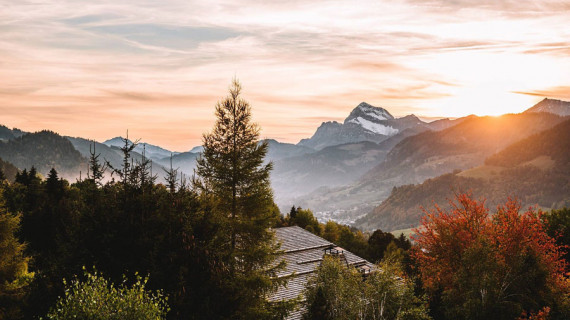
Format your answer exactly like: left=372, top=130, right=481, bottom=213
left=344, top=102, right=398, bottom=135
left=345, top=102, right=395, bottom=124
left=298, top=101, right=428, bottom=150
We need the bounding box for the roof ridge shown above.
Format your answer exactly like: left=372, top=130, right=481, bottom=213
left=283, top=243, right=332, bottom=253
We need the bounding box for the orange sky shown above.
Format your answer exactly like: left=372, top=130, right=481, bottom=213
left=1, top=0, right=569, bottom=151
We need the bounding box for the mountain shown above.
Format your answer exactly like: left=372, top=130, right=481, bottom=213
left=154, top=151, right=199, bottom=180
left=272, top=141, right=388, bottom=209
left=67, top=137, right=126, bottom=175
left=373, top=115, right=474, bottom=154
left=356, top=118, right=570, bottom=231
left=0, top=125, right=26, bottom=141
left=425, top=115, right=473, bottom=131
left=298, top=102, right=427, bottom=150
left=149, top=139, right=314, bottom=183
left=0, top=125, right=16, bottom=141
left=263, top=139, right=314, bottom=162
left=524, top=98, right=570, bottom=116
left=71, top=136, right=174, bottom=183
left=189, top=145, right=204, bottom=153
left=293, top=112, right=567, bottom=223
left=102, top=137, right=179, bottom=161
left=0, top=130, right=85, bottom=179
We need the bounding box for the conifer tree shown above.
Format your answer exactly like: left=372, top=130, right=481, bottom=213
left=46, top=168, right=59, bottom=191
left=107, top=133, right=138, bottom=186
left=136, top=144, right=156, bottom=189
left=164, top=154, right=178, bottom=194
left=87, top=141, right=106, bottom=186
left=45, top=168, right=64, bottom=202
left=193, top=79, right=287, bottom=319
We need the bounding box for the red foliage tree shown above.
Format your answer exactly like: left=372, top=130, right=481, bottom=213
left=412, top=193, right=569, bottom=320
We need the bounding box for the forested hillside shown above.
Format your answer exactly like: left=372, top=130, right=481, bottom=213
left=296, top=112, right=566, bottom=220
left=0, top=131, right=85, bottom=178
left=357, top=119, right=570, bottom=231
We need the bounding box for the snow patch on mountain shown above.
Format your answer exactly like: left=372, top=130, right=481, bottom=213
left=348, top=117, right=399, bottom=135
left=298, top=101, right=428, bottom=150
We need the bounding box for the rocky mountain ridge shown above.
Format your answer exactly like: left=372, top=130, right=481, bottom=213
left=356, top=118, right=570, bottom=231
left=298, top=102, right=428, bottom=150
left=524, top=98, right=570, bottom=116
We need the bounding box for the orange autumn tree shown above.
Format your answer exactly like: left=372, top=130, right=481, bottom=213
left=412, top=193, right=570, bottom=320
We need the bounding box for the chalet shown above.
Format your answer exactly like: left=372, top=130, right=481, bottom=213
left=269, top=226, right=375, bottom=320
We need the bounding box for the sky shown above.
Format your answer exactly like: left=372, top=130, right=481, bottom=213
left=0, top=0, right=569, bottom=151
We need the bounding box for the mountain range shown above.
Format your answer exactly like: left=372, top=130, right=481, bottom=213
left=298, top=102, right=450, bottom=150
left=291, top=110, right=566, bottom=223
left=356, top=118, right=570, bottom=231
left=102, top=137, right=181, bottom=160
left=0, top=97, right=568, bottom=231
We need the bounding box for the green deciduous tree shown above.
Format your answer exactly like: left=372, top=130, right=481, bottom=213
left=292, top=208, right=321, bottom=234
left=45, top=269, right=168, bottom=320
left=192, top=79, right=288, bottom=319
left=0, top=202, right=33, bottom=319
left=542, top=207, right=570, bottom=264
left=304, top=256, right=430, bottom=320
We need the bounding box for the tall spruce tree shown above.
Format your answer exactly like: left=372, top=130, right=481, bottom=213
left=107, top=133, right=138, bottom=186
left=193, top=79, right=288, bottom=319
left=87, top=141, right=106, bottom=186
left=164, top=154, right=178, bottom=194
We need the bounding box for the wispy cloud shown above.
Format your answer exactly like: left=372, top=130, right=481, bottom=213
left=513, top=86, right=570, bottom=100
left=0, top=0, right=568, bottom=149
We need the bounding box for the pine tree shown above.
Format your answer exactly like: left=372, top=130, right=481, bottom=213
left=107, top=132, right=138, bottom=186
left=137, top=144, right=156, bottom=190
left=46, top=168, right=64, bottom=201
left=164, top=154, right=178, bottom=193
left=289, top=206, right=297, bottom=220
left=193, top=79, right=287, bottom=319
left=87, top=141, right=106, bottom=186
left=46, top=168, right=59, bottom=191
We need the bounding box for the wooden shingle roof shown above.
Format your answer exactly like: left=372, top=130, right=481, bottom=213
left=269, top=226, right=375, bottom=320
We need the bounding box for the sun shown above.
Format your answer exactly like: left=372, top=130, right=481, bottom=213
left=423, top=86, right=539, bottom=118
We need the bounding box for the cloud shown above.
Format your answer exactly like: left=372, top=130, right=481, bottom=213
left=83, top=24, right=242, bottom=51
left=522, top=42, right=570, bottom=57
left=401, top=0, right=570, bottom=17
left=0, top=0, right=568, bottom=149
left=513, top=86, right=570, bottom=100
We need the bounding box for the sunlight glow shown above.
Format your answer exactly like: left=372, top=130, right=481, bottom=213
left=0, top=0, right=568, bottom=149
